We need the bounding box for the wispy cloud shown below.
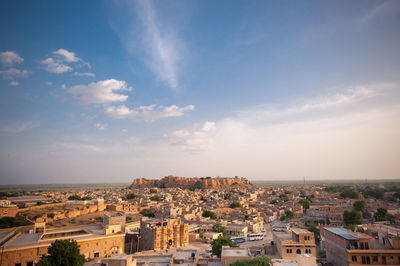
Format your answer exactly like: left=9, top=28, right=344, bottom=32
left=95, top=123, right=107, bottom=131
left=9, top=81, right=19, bottom=86
left=67, top=79, right=132, bottom=104
left=41, top=57, right=72, bottom=74
left=105, top=104, right=194, bottom=122
left=165, top=121, right=216, bottom=151
left=74, top=72, right=95, bottom=77
left=42, top=48, right=90, bottom=74
left=360, top=0, right=400, bottom=24
left=112, top=0, right=185, bottom=90
left=1, top=122, right=38, bottom=134
left=0, top=68, right=30, bottom=80
left=0, top=51, right=24, bottom=66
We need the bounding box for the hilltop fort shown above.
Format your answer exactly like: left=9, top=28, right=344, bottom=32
left=130, top=175, right=252, bottom=189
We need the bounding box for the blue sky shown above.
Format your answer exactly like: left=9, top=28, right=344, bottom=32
left=1, top=0, right=400, bottom=184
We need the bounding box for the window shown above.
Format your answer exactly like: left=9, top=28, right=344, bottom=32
left=373, top=256, right=378, bottom=262
left=286, top=249, right=290, bottom=253
left=296, top=249, right=301, bottom=254
left=352, top=256, right=357, bottom=262
left=94, top=252, right=99, bottom=258
left=366, top=256, right=371, bottom=264
left=362, top=256, right=366, bottom=264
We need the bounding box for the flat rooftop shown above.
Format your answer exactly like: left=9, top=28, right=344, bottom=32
left=221, top=247, right=251, bottom=257
left=291, top=228, right=311, bottom=234
left=325, top=227, right=358, bottom=240
left=4, top=224, right=124, bottom=250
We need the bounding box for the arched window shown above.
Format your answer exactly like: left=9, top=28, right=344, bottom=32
left=297, top=249, right=301, bottom=254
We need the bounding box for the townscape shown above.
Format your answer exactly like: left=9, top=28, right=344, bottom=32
left=1, top=176, right=400, bottom=266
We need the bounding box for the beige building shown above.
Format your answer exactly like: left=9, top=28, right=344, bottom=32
left=221, top=246, right=252, bottom=266
left=273, top=228, right=317, bottom=264
left=139, top=218, right=189, bottom=251
left=0, top=215, right=125, bottom=266
left=323, top=227, right=400, bottom=265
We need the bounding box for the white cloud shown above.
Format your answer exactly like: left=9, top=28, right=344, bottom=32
left=41, top=57, right=72, bottom=74
left=74, top=72, right=95, bottom=77
left=45, top=81, right=53, bottom=86
left=105, top=104, right=194, bottom=122
left=9, top=81, right=19, bottom=86
left=1, top=122, right=37, bottom=134
left=61, top=84, right=66, bottom=89
left=41, top=49, right=90, bottom=74
left=0, top=51, right=23, bottom=66
left=53, top=48, right=81, bottom=63
left=0, top=68, right=30, bottom=80
left=361, top=0, right=400, bottom=24
left=95, top=123, right=107, bottom=131
left=165, top=121, right=217, bottom=151
left=133, top=0, right=184, bottom=89
left=236, top=84, right=388, bottom=125
left=68, top=79, right=132, bottom=104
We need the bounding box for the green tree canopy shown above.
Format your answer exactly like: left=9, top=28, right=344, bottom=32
left=344, top=210, right=362, bottom=225
left=150, top=195, right=164, bottom=201
left=211, top=236, right=238, bottom=258
left=212, top=223, right=227, bottom=236
left=353, top=201, right=366, bottom=212
left=340, top=189, right=359, bottom=199
left=230, top=202, right=241, bottom=208
left=126, top=193, right=138, bottom=199
left=36, top=239, right=84, bottom=266
left=224, top=193, right=232, bottom=200
left=299, top=198, right=312, bottom=209
left=140, top=209, right=155, bottom=218
left=203, top=210, right=217, bottom=220
left=375, top=207, right=387, bottom=221
left=232, top=256, right=272, bottom=266
left=270, top=200, right=277, bottom=205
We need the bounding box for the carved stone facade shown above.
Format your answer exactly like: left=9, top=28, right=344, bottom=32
left=139, top=218, right=189, bottom=251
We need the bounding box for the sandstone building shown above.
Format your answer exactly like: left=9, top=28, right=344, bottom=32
left=139, top=218, right=189, bottom=251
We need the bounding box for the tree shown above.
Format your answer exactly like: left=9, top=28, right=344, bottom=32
left=353, top=201, right=366, bottom=212
left=318, top=250, right=326, bottom=258
left=37, top=239, right=84, bottom=266
left=140, top=209, right=155, bottom=218
left=211, top=236, right=238, bottom=258
left=149, top=189, right=157, bottom=194
left=150, top=195, right=164, bottom=202
left=307, top=225, right=320, bottom=239
left=212, top=223, right=227, bottom=236
left=299, top=198, right=312, bottom=210
left=68, top=195, right=81, bottom=200
left=224, top=193, right=232, bottom=200
left=374, top=207, right=387, bottom=221
left=285, top=210, right=294, bottom=219
left=270, top=200, right=277, bottom=205
left=47, top=213, right=55, bottom=219
left=340, top=189, right=359, bottom=199
left=203, top=210, right=217, bottom=220
left=126, top=193, right=138, bottom=199
left=344, top=210, right=362, bottom=225
left=271, top=191, right=276, bottom=195
left=230, top=202, right=241, bottom=208
left=232, top=256, right=272, bottom=266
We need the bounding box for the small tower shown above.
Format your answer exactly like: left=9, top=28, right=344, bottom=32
left=34, top=221, right=46, bottom=233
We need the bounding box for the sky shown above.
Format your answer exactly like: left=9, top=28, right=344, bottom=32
left=0, top=0, right=400, bottom=184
